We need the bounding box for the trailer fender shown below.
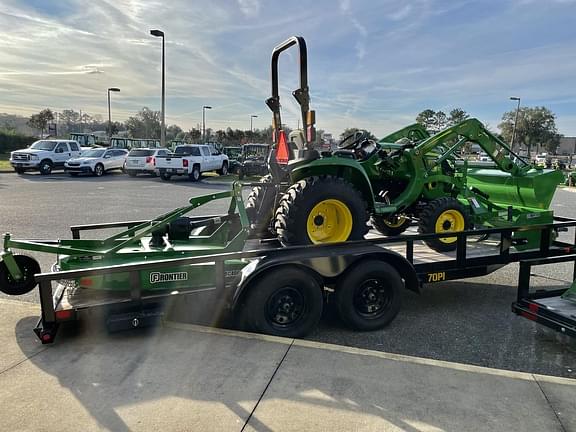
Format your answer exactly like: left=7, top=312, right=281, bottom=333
left=231, top=248, right=419, bottom=310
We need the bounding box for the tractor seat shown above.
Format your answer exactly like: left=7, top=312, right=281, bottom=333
left=332, top=150, right=356, bottom=159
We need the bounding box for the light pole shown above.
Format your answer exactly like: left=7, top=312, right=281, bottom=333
left=250, top=114, right=258, bottom=134
left=150, top=29, right=166, bottom=147
left=202, top=105, right=212, bottom=142
left=107, top=87, right=120, bottom=140
left=510, top=96, right=521, bottom=151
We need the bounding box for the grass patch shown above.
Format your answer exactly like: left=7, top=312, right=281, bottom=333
left=0, top=154, right=11, bottom=171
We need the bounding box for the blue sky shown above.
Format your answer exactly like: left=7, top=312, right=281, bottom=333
left=1, top=0, right=575, bottom=137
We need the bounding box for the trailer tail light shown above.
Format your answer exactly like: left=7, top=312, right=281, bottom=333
left=79, top=277, right=93, bottom=287
left=275, top=130, right=289, bottom=164
left=56, top=309, right=74, bottom=320
left=183, top=159, right=189, bottom=168
left=41, top=333, right=52, bottom=343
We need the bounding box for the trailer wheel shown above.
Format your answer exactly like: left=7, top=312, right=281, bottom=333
left=246, top=174, right=275, bottom=235
left=274, top=176, right=369, bottom=246
left=418, top=197, right=470, bottom=252
left=371, top=215, right=410, bottom=236
left=0, top=255, right=41, bottom=296
left=239, top=267, right=323, bottom=338
left=335, top=260, right=402, bottom=331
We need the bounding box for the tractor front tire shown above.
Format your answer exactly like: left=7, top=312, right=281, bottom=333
left=418, top=197, right=470, bottom=252
left=371, top=215, right=411, bottom=236
left=246, top=174, right=275, bottom=236
left=274, top=176, right=369, bottom=246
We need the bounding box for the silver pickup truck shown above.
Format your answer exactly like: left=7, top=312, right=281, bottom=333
left=155, top=144, right=229, bottom=181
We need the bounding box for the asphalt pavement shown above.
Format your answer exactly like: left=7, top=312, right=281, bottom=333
left=1, top=171, right=575, bottom=378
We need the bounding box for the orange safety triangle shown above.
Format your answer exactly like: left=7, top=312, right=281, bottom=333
left=276, top=130, right=289, bottom=164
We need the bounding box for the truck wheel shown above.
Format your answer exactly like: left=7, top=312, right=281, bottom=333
left=239, top=267, right=323, bottom=338
left=189, top=165, right=201, bottom=182
left=274, top=176, right=369, bottom=246
left=418, top=197, right=470, bottom=252
left=335, top=260, right=402, bottom=331
left=371, top=215, right=410, bottom=236
left=218, top=162, right=228, bottom=176
left=93, top=163, right=104, bottom=177
left=39, top=160, right=52, bottom=175
left=0, top=255, right=41, bottom=296
left=246, top=174, right=275, bottom=236
left=160, top=171, right=172, bottom=181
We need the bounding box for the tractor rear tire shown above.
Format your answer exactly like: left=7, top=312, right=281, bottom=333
left=0, top=255, right=41, bottom=296
left=274, top=175, right=369, bottom=246
left=371, top=215, right=411, bottom=236
left=246, top=174, right=275, bottom=236
left=418, top=197, right=470, bottom=252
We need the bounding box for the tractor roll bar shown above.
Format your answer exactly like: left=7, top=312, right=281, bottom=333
left=265, top=36, right=315, bottom=146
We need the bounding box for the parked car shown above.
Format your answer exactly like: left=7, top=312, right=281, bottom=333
left=124, top=148, right=171, bottom=177
left=222, top=146, right=242, bottom=174
left=9, top=140, right=82, bottom=175
left=155, top=144, right=229, bottom=181
left=64, top=148, right=128, bottom=177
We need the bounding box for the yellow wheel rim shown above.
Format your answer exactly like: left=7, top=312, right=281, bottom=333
left=383, top=215, right=407, bottom=228
left=434, top=209, right=465, bottom=244
left=306, top=199, right=353, bottom=244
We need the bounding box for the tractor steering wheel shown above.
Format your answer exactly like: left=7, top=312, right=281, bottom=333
left=338, top=130, right=370, bottom=150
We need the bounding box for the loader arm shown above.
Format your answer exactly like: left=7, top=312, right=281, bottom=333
left=379, top=123, right=430, bottom=144
left=414, top=118, right=532, bottom=177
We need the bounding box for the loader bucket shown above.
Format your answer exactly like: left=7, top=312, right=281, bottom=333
left=562, top=279, right=576, bottom=303
left=466, top=167, right=563, bottom=210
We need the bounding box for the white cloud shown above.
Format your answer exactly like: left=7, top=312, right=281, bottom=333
left=237, top=0, right=260, bottom=17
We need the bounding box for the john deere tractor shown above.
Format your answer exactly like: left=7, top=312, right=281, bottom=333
left=246, top=36, right=563, bottom=252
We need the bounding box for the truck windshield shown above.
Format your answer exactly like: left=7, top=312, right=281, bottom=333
left=30, top=141, right=57, bottom=151
left=129, top=149, right=154, bottom=157
left=82, top=149, right=105, bottom=158
left=175, top=146, right=200, bottom=156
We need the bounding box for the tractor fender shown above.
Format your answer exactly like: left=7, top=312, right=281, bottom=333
left=289, top=158, right=376, bottom=211
left=231, top=244, right=419, bottom=310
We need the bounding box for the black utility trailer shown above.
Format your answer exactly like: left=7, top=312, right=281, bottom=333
left=512, top=253, right=576, bottom=337
left=33, top=216, right=576, bottom=344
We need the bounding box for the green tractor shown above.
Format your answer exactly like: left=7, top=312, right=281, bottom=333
left=247, top=36, right=563, bottom=252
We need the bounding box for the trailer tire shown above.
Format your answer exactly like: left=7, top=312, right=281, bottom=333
left=239, top=267, right=323, bottom=338
left=418, top=197, right=470, bottom=252
left=335, top=260, right=402, bottom=331
left=371, top=215, right=411, bottom=236
left=274, top=176, right=369, bottom=246
left=0, top=255, right=41, bottom=296
left=246, top=174, right=275, bottom=235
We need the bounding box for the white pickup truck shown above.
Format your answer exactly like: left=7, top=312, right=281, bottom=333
left=10, top=140, right=82, bottom=175
left=155, top=144, right=229, bottom=181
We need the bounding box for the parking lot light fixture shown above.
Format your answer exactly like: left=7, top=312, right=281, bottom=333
left=150, top=29, right=166, bottom=147
left=107, top=87, right=120, bottom=140
left=202, top=105, right=212, bottom=142
left=509, top=96, right=521, bottom=151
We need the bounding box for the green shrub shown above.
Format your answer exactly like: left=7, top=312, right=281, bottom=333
left=0, top=131, right=36, bottom=153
